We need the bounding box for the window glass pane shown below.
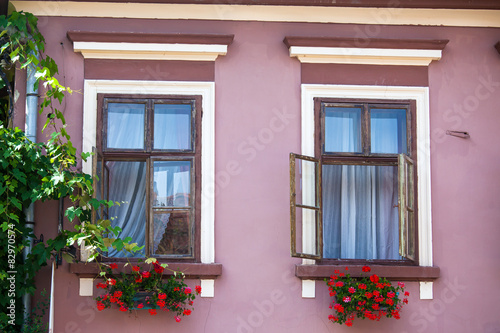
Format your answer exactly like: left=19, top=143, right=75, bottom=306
left=322, top=164, right=401, bottom=260
left=370, top=108, right=407, bottom=154
left=153, top=160, right=191, bottom=208
left=106, top=161, right=147, bottom=258
left=324, top=106, right=362, bottom=153
left=294, top=158, right=318, bottom=207
left=153, top=211, right=192, bottom=256
left=107, top=103, right=145, bottom=149
left=154, top=104, right=192, bottom=150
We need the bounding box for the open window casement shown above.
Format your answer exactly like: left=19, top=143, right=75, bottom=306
left=290, top=153, right=323, bottom=259
left=290, top=153, right=415, bottom=261
left=91, top=147, right=108, bottom=224
left=398, top=154, right=416, bottom=261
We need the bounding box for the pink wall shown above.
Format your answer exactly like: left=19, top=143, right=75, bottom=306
left=25, top=16, right=500, bottom=333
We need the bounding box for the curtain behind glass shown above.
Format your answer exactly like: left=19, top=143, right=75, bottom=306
left=154, top=104, right=192, bottom=150
left=322, top=165, right=399, bottom=259
left=106, top=161, right=146, bottom=258
left=107, top=103, right=145, bottom=149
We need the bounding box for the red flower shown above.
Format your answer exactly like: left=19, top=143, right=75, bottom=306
left=373, top=290, right=380, bottom=297
left=343, top=296, right=351, bottom=303
left=96, top=283, right=107, bottom=289
left=119, top=306, right=127, bottom=312
left=158, top=293, right=167, bottom=300
left=370, top=274, right=379, bottom=283
left=345, top=267, right=349, bottom=271
left=107, top=278, right=116, bottom=286
left=96, top=301, right=105, bottom=311
left=132, top=266, right=140, bottom=272
left=398, top=282, right=405, bottom=288
left=365, top=292, right=373, bottom=299
left=348, top=287, right=356, bottom=294
left=387, top=292, right=395, bottom=298
left=386, top=299, right=394, bottom=306
left=175, top=316, right=181, bottom=323
left=184, top=287, right=192, bottom=294
left=372, top=304, right=380, bottom=310
left=174, top=287, right=180, bottom=292
left=362, top=266, right=371, bottom=272
left=113, top=291, right=123, bottom=298
left=195, top=285, right=202, bottom=294
left=109, top=263, right=118, bottom=269
left=110, top=297, right=117, bottom=303
left=149, top=309, right=157, bottom=316
left=157, top=300, right=166, bottom=308
left=183, top=309, right=192, bottom=316
left=135, top=277, right=142, bottom=283
left=141, top=271, right=150, bottom=278
left=376, top=283, right=384, bottom=289
left=137, top=303, right=144, bottom=309
left=404, top=291, right=410, bottom=296
left=335, top=281, right=344, bottom=287
left=346, top=321, right=353, bottom=327
left=358, top=284, right=367, bottom=290
left=153, top=263, right=164, bottom=274
left=403, top=298, right=409, bottom=304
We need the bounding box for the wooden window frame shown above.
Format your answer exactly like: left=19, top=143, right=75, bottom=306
left=96, top=93, right=202, bottom=263
left=290, top=98, right=418, bottom=266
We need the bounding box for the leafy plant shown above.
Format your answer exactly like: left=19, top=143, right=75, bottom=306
left=325, top=266, right=409, bottom=326
left=95, top=258, right=201, bottom=322
left=21, top=289, right=49, bottom=333
left=0, top=10, right=142, bottom=331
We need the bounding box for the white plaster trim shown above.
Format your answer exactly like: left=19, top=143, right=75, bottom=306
left=200, top=279, right=215, bottom=298
left=302, top=280, right=315, bottom=298
left=420, top=281, right=433, bottom=299
left=82, top=80, right=215, bottom=264
left=11, top=1, right=500, bottom=28
left=289, top=46, right=443, bottom=66
left=301, top=84, right=433, bottom=296
left=73, top=41, right=228, bottom=61
left=79, top=277, right=93, bottom=296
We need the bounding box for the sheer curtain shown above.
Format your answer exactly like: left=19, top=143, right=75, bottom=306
left=322, top=108, right=404, bottom=260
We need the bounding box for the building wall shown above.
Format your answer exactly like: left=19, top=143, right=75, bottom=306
left=22, top=14, right=500, bottom=333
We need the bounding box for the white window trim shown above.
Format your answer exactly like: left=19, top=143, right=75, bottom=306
left=82, top=79, right=215, bottom=264
left=73, top=42, right=229, bottom=61
left=289, top=46, right=443, bottom=66
left=300, top=84, right=433, bottom=298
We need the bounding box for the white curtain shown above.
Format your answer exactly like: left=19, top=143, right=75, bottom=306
left=322, top=108, right=405, bottom=260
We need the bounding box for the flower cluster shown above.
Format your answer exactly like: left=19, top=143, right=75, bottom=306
left=326, top=266, right=409, bottom=327
left=95, top=260, right=201, bottom=322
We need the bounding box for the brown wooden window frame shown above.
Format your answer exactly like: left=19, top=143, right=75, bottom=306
left=290, top=98, right=418, bottom=266
left=95, top=94, right=202, bottom=263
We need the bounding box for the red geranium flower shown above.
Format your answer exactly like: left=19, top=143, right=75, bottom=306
left=113, top=291, right=123, bottom=298
left=348, top=287, right=356, bottom=294
left=362, top=266, right=371, bottom=272
left=157, top=300, right=166, bottom=308
left=175, top=316, right=181, bottom=323
left=335, top=281, right=344, bottom=287
left=404, top=291, right=410, bottom=296
left=195, top=285, right=202, bottom=294
left=358, top=283, right=367, bottom=290
left=158, top=293, right=167, bottom=300
left=119, top=306, right=127, bottom=312
left=184, top=287, right=192, bottom=294
left=137, top=303, right=144, bottom=309
left=183, top=309, right=191, bottom=316
left=387, top=292, right=395, bottom=298
left=135, top=277, right=142, bottom=283
left=96, top=283, right=107, bottom=289
left=109, top=263, right=118, bottom=269
left=370, top=274, right=379, bottom=283
left=142, top=271, right=150, bottom=278
left=149, top=309, right=157, bottom=316
left=96, top=301, right=105, bottom=311
left=132, top=266, right=140, bottom=272
left=107, top=278, right=116, bottom=286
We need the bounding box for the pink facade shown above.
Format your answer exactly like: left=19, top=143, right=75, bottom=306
left=11, top=2, right=500, bottom=332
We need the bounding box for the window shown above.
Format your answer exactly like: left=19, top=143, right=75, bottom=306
left=291, top=99, right=416, bottom=264
left=95, top=95, right=201, bottom=261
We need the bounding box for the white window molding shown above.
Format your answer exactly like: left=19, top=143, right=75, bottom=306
left=289, top=46, right=443, bottom=66
left=82, top=79, right=215, bottom=264
left=301, top=84, right=433, bottom=298
left=73, top=42, right=229, bottom=61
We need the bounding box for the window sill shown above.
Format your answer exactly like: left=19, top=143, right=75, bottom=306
left=295, top=264, right=440, bottom=281
left=70, top=262, right=222, bottom=279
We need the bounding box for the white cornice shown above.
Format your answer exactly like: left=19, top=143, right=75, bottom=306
left=290, top=46, right=443, bottom=66
left=11, top=1, right=500, bottom=28
left=73, top=41, right=228, bottom=61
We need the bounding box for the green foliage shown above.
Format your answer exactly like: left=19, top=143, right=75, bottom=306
left=21, top=289, right=50, bottom=333
left=0, top=11, right=143, bottom=332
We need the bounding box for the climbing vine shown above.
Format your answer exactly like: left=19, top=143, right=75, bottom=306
left=0, top=10, right=141, bottom=332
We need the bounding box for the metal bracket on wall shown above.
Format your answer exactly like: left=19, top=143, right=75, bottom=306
left=446, top=130, right=470, bottom=139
